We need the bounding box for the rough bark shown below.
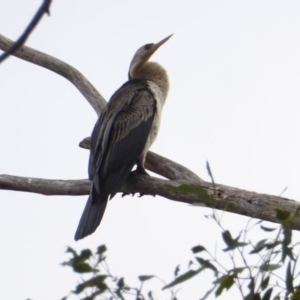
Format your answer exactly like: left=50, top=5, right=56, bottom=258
left=1, top=32, right=299, bottom=230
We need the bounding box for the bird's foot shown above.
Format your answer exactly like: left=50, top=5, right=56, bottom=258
left=139, top=192, right=156, bottom=197
left=131, top=166, right=150, bottom=176
left=121, top=192, right=135, bottom=197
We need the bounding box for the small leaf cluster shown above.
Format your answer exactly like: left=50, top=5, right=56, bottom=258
left=61, top=245, right=109, bottom=299
left=61, top=245, right=164, bottom=300
left=60, top=206, right=300, bottom=299
left=161, top=207, right=300, bottom=299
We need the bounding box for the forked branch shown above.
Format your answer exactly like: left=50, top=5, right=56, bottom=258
left=1, top=33, right=299, bottom=231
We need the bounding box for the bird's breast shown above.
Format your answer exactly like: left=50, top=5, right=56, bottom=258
left=141, top=81, right=166, bottom=155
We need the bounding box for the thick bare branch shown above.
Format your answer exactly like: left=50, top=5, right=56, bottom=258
left=1, top=32, right=300, bottom=234
left=0, top=0, right=52, bottom=63
left=1, top=174, right=300, bottom=230
left=124, top=176, right=300, bottom=230
left=0, top=175, right=90, bottom=196
left=0, top=33, right=105, bottom=116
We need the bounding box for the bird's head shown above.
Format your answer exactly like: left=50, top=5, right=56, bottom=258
left=129, top=34, right=173, bottom=79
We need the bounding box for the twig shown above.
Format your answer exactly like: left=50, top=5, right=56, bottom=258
left=0, top=0, right=52, bottom=63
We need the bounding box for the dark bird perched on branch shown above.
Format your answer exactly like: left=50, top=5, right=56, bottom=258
left=75, top=35, right=172, bottom=240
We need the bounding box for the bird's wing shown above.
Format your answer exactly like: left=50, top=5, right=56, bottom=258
left=89, top=81, right=156, bottom=198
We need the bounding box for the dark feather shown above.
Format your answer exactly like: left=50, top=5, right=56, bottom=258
left=74, top=186, right=108, bottom=241
left=75, top=79, right=156, bottom=240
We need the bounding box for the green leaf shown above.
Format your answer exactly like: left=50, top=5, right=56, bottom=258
left=162, top=269, right=201, bottom=290
left=275, top=209, right=290, bottom=221
left=79, top=249, right=93, bottom=260
left=62, top=248, right=94, bottom=273
left=261, top=276, right=270, bottom=291
left=191, top=245, right=206, bottom=254
left=82, top=294, right=99, bottom=300
left=262, top=288, right=273, bottom=300
left=138, top=275, right=154, bottom=282
left=286, top=261, right=294, bottom=293
left=73, top=263, right=94, bottom=273
left=250, top=239, right=280, bottom=254
left=282, top=221, right=292, bottom=246
left=228, top=267, right=246, bottom=277
left=65, top=247, right=77, bottom=256
left=215, top=275, right=234, bottom=297
left=229, top=241, right=248, bottom=250
left=96, top=245, right=107, bottom=256
left=222, top=230, right=233, bottom=246
left=222, top=230, right=248, bottom=251
left=265, top=241, right=281, bottom=250
left=195, top=257, right=218, bottom=275
left=260, top=263, right=281, bottom=272
left=73, top=249, right=92, bottom=264
left=224, top=203, right=235, bottom=211
left=281, top=221, right=293, bottom=262
left=165, top=184, right=212, bottom=206
left=62, top=261, right=94, bottom=273
left=74, top=275, right=107, bottom=294
left=260, top=225, right=277, bottom=232
left=250, top=239, right=268, bottom=254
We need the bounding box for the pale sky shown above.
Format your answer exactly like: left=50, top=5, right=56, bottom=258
left=1, top=1, right=300, bottom=299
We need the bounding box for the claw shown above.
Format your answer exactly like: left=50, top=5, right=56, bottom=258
left=139, top=193, right=156, bottom=197
left=122, top=192, right=135, bottom=197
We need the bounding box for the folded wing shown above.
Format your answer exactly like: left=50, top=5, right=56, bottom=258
left=75, top=80, right=156, bottom=240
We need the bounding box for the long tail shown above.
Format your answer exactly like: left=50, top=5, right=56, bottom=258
left=74, top=186, right=108, bottom=241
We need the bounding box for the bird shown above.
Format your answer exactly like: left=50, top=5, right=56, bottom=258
left=74, top=34, right=172, bottom=240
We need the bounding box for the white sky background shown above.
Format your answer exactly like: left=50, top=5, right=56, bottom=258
left=1, top=0, right=300, bottom=299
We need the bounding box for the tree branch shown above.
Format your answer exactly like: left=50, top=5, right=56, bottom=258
left=79, top=137, right=202, bottom=182
left=1, top=174, right=300, bottom=230
left=0, top=0, right=52, bottom=64
left=0, top=33, right=105, bottom=116
left=1, top=32, right=300, bottom=232
left=0, top=175, right=90, bottom=196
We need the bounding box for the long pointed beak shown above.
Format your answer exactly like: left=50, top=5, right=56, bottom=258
left=150, top=34, right=173, bottom=53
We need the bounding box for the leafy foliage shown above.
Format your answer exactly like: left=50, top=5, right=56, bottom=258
left=60, top=206, right=300, bottom=300
left=164, top=205, right=300, bottom=299
left=61, top=245, right=177, bottom=300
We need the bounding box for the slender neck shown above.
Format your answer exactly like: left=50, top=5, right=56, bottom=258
left=129, top=61, right=169, bottom=100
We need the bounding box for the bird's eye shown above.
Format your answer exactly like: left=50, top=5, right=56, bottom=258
left=144, top=43, right=153, bottom=50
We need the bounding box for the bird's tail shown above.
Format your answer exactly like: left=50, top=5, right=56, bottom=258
left=74, top=186, right=108, bottom=241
